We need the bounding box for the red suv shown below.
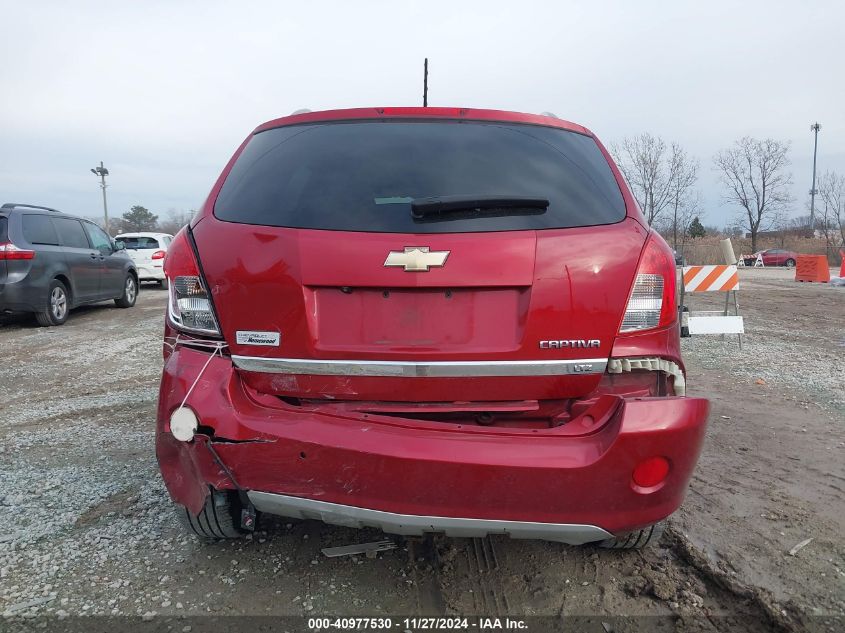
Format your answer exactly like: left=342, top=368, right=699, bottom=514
left=156, top=107, right=709, bottom=549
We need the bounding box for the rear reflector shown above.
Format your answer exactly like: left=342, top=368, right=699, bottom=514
left=164, top=229, right=220, bottom=336
left=620, top=234, right=676, bottom=332
left=632, top=456, right=670, bottom=488
left=0, top=242, right=35, bottom=260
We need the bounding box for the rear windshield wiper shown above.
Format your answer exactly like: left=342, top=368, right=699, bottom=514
left=410, top=195, right=549, bottom=221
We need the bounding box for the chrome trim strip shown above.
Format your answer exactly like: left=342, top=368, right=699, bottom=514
left=231, top=356, right=607, bottom=377
left=247, top=491, right=613, bottom=544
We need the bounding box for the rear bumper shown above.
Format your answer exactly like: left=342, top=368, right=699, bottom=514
left=156, top=347, right=709, bottom=542
left=135, top=265, right=165, bottom=281
left=0, top=277, right=43, bottom=313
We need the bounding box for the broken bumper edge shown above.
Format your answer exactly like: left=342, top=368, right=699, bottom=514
left=156, top=347, right=710, bottom=540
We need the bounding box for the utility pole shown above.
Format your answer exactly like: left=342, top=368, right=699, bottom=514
left=809, top=123, right=821, bottom=228
left=90, top=161, right=110, bottom=235
left=423, top=58, right=428, bottom=107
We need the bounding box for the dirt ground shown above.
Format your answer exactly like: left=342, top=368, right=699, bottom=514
left=1, top=270, right=843, bottom=632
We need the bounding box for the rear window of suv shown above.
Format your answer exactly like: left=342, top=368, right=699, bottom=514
left=116, top=236, right=160, bottom=249
left=214, top=121, right=626, bottom=233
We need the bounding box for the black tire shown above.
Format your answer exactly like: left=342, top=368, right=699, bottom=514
left=35, top=279, right=70, bottom=327
left=598, top=522, right=665, bottom=550
left=114, top=274, right=137, bottom=308
left=179, top=489, right=246, bottom=540
left=159, top=277, right=169, bottom=290
left=784, top=258, right=796, bottom=268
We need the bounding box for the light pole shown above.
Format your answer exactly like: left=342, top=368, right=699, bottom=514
left=423, top=58, right=428, bottom=107
left=90, top=161, right=110, bottom=235
left=809, top=123, right=821, bottom=228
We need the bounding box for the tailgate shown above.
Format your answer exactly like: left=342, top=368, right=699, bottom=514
left=193, top=218, right=647, bottom=401
left=193, top=116, right=644, bottom=402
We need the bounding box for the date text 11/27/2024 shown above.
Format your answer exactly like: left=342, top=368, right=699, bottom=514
left=307, top=617, right=528, bottom=630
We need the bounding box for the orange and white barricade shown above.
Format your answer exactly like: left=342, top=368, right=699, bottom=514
left=680, top=264, right=744, bottom=347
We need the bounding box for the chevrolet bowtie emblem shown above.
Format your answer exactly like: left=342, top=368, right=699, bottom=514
left=384, top=246, right=450, bottom=272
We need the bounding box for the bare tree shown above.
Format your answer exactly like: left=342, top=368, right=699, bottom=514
left=654, top=190, right=704, bottom=253
left=667, top=150, right=699, bottom=249
left=677, top=191, right=704, bottom=251
left=612, top=134, right=687, bottom=226
left=818, top=171, right=845, bottom=249
left=159, top=208, right=194, bottom=235
left=714, top=137, right=792, bottom=253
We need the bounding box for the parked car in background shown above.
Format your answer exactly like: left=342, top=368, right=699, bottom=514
left=743, top=248, right=798, bottom=267
left=115, top=232, right=173, bottom=287
left=156, top=107, right=709, bottom=550
left=0, top=203, right=138, bottom=325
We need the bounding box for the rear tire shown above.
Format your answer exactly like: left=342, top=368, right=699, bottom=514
left=598, top=522, right=665, bottom=550
left=114, top=274, right=137, bottom=308
left=35, top=280, right=70, bottom=326
left=179, top=489, right=247, bottom=540
left=159, top=277, right=169, bottom=290
left=784, top=258, right=796, bottom=268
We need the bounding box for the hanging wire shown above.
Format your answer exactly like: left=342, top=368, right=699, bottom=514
left=163, top=335, right=229, bottom=412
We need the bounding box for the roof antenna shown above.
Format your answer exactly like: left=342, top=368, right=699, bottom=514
left=423, top=58, right=429, bottom=107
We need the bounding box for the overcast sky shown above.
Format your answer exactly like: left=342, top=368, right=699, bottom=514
left=2, top=0, right=842, bottom=228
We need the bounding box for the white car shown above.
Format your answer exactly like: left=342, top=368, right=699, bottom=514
left=114, top=232, right=173, bottom=287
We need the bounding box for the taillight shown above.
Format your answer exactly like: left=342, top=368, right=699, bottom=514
left=619, top=233, right=676, bottom=333
left=151, top=250, right=166, bottom=260
left=163, top=228, right=220, bottom=336
left=0, top=242, right=35, bottom=260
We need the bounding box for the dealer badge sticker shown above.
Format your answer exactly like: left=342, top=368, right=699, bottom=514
left=236, top=331, right=281, bottom=346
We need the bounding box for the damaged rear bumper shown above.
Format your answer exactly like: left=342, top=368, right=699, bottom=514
left=156, top=347, right=709, bottom=543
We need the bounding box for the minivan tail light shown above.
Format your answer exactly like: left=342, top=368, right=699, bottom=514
left=619, top=234, right=676, bottom=333
left=151, top=250, right=166, bottom=260
left=163, top=229, right=220, bottom=336
left=0, top=242, right=35, bottom=260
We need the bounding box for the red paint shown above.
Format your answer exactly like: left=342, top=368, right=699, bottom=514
left=190, top=218, right=653, bottom=401
left=745, top=249, right=799, bottom=267
left=156, top=107, right=709, bottom=537
left=253, top=107, right=592, bottom=136
left=632, top=456, right=671, bottom=488
left=625, top=233, right=678, bottom=330
left=162, top=229, right=197, bottom=280
left=156, top=347, right=708, bottom=531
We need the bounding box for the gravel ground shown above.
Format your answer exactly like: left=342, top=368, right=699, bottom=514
left=682, top=267, right=845, bottom=414
left=1, top=272, right=842, bottom=632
